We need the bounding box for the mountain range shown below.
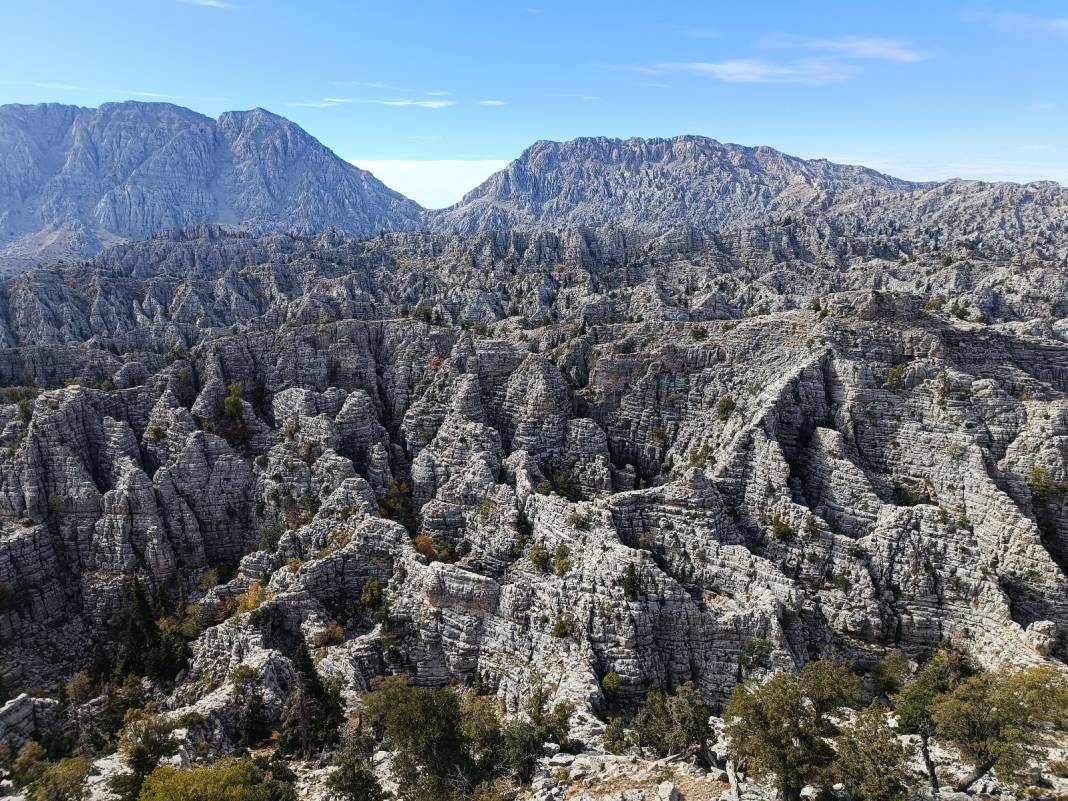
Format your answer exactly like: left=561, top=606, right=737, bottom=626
left=3, top=100, right=1068, bottom=799
left=1, top=101, right=1066, bottom=272
left=0, top=101, right=422, bottom=270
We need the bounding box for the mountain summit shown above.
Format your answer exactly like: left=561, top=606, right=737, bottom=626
left=0, top=101, right=423, bottom=269
left=431, top=134, right=915, bottom=232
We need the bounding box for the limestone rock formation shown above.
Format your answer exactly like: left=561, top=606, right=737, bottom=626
left=0, top=102, right=423, bottom=271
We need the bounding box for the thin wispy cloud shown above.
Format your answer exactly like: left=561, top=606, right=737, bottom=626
left=127, top=90, right=183, bottom=99
left=782, top=35, right=925, bottom=63
left=682, top=26, right=718, bottom=39
left=477, top=99, right=507, bottom=106
left=662, top=59, right=854, bottom=85
left=7, top=80, right=86, bottom=91
left=287, top=98, right=354, bottom=108
left=425, top=91, right=450, bottom=97
left=981, top=12, right=1068, bottom=36
left=179, top=0, right=238, bottom=9
left=1029, top=101, right=1059, bottom=112
left=375, top=99, right=456, bottom=109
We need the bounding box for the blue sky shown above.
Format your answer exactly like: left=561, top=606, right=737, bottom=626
left=2, top=1, right=1066, bottom=207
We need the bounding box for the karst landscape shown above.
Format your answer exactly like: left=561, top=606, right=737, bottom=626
left=1, top=12, right=1068, bottom=801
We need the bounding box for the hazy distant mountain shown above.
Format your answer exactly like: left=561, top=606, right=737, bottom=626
left=3, top=107, right=1066, bottom=273
left=431, top=135, right=914, bottom=231
left=432, top=135, right=1068, bottom=261
left=0, top=101, right=423, bottom=270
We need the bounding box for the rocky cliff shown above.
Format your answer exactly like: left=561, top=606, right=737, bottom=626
left=432, top=136, right=1068, bottom=265
left=0, top=102, right=423, bottom=271
left=0, top=227, right=1064, bottom=704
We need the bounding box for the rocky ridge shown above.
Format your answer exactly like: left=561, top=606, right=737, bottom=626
left=0, top=225, right=1066, bottom=796
left=0, top=102, right=423, bottom=271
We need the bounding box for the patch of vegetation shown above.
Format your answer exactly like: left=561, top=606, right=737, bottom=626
left=715, top=396, right=736, bottom=421
left=632, top=682, right=712, bottom=765
left=885, top=363, right=908, bottom=391
left=138, top=758, right=296, bottom=801
left=738, top=638, right=774, bottom=671
left=527, top=542, right=550, bottom=572
left=770, top=516, right=793, bottom=542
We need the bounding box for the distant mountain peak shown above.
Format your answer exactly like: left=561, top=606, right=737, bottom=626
left=0, top=101, right=423, bottom=271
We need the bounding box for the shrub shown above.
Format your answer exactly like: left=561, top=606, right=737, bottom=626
left=885, top=363, right=908, bottom=391
left=379, top=480, right=415, bottom=531
left=12, top=740, right=47, bottom=788
left=360, top=578, right=383, bottom=609
left=414, top=534, right=438, bottom=560
left=602, top=717, right=626, bottom=754
left=163, top=344, right=184, bottom=365
left=738, top=638, right=774, bottom=670
left=362, top=675, right=477, bottom=801
left=601, top=670, right=622, bottom=699
left=257, top=524, right=285, bottom=552
left=223, top=383, right=244, bottom=419
left=278, top=641, right=343, bottom=758
left=688, top=443, right=711, bottom=469
left=527, top=542, right=550, bottom=573
left=328, top=744, right=384, bottom=801
left=118, top=707, right=175, bottom=777
left=563, top=509, right=590, bottom=530
left=236, top=582, right=273, bottom=614
left=715, top=396, right=736, bottom=421
left=28, top=756, right=92, bottom=801
left=893, top=482, right=927, bottom=507
left=932, top=666, right=1068, bottom=792
left=833, top=703, right=913, bottom=801
left=633, top=682, right=712, bottom=765
left=312, top=620, right=346, bottom=648
left=690, top=325, right=708, bottom=341
left=551, top=613, right=576, bottom=638
left=622, top=563, right=639, bottom=600
left=724, top=661, right=862, bottom=800
left=503, top=679, right=575, bottom=783
left=138, top=758, right=295, bottom=801
left=871, top=650, right=909, bottom=699
left=553, top=544, right=572, bottom=575
left=197, top=567, right=220, bottom=592
left=1028, top=466, right=1056, bottom=499
left=770, top=516, right=793, bottom=541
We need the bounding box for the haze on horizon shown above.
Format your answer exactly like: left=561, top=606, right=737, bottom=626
left=2, top=0, right=1067, bottom=206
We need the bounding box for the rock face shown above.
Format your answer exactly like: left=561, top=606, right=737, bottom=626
left=1, top=124, right=1068, bottom=795
left=0, top=102, right=423, bottom=270
left=0, top=227, right=1066, bottom=718
left=432, top=135, right=1068, bottom=262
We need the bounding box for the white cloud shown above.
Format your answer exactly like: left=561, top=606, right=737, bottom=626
left=795, top=36, right=924, bottom=62
left=663, top=59, right=853, bottom=84
left=425, top=91, right=450, bottom=97
left=350, top=159, right=510, bottom=208
left=287, top=100, right=348, bottom=108
left=478, top=99, right=507, bottom=106
left=983, top=13, right=1068, bottom=36
left=179, top=0, right=237, bottom=8
left=374, top=99, right=456, bottom=109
